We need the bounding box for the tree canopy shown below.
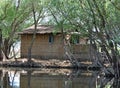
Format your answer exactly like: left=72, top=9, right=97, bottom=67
left=0, top=0, right=46, bottom=59
left=45, top=0, right=120, bottom=77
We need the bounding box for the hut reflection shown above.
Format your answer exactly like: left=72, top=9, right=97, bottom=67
left=20, top=70, right=96, bottom=88
left=1, top=69, right=120, bottom=88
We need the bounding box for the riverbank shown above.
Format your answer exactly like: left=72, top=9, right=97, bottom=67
left=0, top=58, right=101, bottom=70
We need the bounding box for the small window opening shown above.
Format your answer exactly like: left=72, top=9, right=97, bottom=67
left=49, top=34, right=54, bottom=43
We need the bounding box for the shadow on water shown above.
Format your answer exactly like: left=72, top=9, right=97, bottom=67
left=0, top=68, right=119, bottom=88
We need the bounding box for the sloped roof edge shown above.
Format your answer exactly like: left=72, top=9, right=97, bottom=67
left=18, top=24, right=61, bottom=34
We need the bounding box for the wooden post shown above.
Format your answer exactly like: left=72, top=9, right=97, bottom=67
left=0, top=29, right=3, bottom=61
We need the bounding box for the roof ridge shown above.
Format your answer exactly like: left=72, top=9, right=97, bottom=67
left=18, top=25, right=59, bottom=34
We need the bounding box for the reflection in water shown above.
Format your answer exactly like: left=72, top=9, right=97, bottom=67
left=1, top=71, right=11, bottom=88
left=27, top=70, right=32, bottom=88
left=112, top=78, right=120, bottom=88
left=8, top=70, right=20, bottom=88
left=65, top=80, right=72, bottom=88
left=0, top=68, right=119, bottom=88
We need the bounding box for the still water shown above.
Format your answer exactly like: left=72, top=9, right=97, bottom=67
left=0, top=68, right=116, bottom=88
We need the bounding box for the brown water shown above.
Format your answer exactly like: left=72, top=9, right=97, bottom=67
left=0, top=68, right=115, bottom=88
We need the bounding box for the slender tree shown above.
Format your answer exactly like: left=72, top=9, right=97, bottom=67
left=0, top=29, right=2, bottom=61
left=27, top=0, right=45, bottom=63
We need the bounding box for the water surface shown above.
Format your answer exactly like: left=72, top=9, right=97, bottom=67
left=0, top=68, right=116, bottom=88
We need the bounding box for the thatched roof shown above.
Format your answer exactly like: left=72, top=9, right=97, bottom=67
left=18, top=24, right=83, bottom=35
left=18, top=25, right=60, bottom=34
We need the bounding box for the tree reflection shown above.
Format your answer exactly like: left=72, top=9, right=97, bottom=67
left=3, top=71, right=11, bottom=88
left=97, top=76, right=120, bottom=88
left=6, top=70, right=20, bottom=88
left=27, top=70, right=32, bottom=88
left=65, top=70, right=78, bottom=88
left=65, top=70, right=98, bottom=88
left=112, top=78, right=120, bottom=88
left=89, top=71, right=98, bottom=88
left=11, top=70, right=17, bottom=88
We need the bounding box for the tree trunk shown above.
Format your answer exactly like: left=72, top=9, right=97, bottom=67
left=27, top=33, right=36, bottom=63
left=2, top=39, right=11, bottom=59
left=0, top=29, right=3, bottom=61
left=111, top=47, right=120, bottom=78
left=27, top=2, right=37, bottom=63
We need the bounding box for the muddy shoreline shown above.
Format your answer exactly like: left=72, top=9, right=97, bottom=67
left=0, top=58, right=101, bottom=71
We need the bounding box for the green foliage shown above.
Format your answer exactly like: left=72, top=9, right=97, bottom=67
left=0, top=0, right=49, bottom=58
left=47, top=0, right=120, bottom=53
left=0, top=0, right=119, bottom=59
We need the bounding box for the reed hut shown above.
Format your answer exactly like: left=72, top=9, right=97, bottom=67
left=19, top=25, right=90, bottom=61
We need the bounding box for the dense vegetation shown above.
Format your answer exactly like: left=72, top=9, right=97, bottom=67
left=0, top=0, right=120, bottom=78
left=47, top=0, right=120, bottom=78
